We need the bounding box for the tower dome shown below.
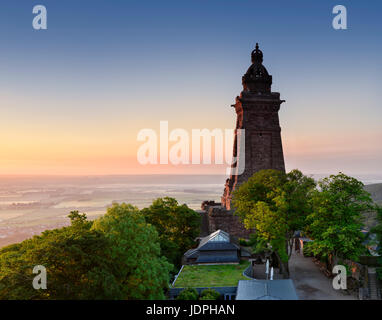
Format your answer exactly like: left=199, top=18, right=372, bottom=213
left=242, top=43, right=272, bottom=94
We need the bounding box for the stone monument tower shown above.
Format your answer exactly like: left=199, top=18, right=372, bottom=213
left=200, top=43, right=286, bottom=238
left=221, top=43, right=286, bottom=209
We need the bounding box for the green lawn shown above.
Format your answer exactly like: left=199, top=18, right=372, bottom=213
left=173, top=260, right=250, bottom=288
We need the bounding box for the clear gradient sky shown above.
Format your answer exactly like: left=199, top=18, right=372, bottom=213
left=0, top=0, right=381, bottom=175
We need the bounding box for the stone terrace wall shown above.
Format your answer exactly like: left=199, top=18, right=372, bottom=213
left=206, top=206, right=252, bottom=239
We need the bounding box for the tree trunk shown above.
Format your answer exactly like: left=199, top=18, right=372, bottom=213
left=327, top=253, right=338, bottom=274
left=275, top=251, right=290, bottom=279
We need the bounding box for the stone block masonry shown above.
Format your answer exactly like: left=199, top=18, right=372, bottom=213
left=199, top=203, right=252, bottom=239
left=201, top=43, right=286, bottom=238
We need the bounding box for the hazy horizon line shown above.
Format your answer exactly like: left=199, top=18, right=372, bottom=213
left=0, top=172, right=381, bottom=177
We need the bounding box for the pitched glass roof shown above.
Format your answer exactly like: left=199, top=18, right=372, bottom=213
left=199, top=230, right=230, bottom=248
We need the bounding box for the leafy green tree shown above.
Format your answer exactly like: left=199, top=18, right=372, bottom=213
left=282, top=170, right=317, bottom=254
left=0, top=205, right=173, bottom=300
left=302, top=241, right=314, bottom=257
left=0, top=211, right=118, bottom=299
left=232, top=169, right=316, bottom=278
left=306, top=173, right=373, bottom=268
left=199, top=288, right=220, bottom=300
left=92, top=203, right=173, bottom=299
left=141, top=197, right=201, bottom=267
left=176, top=288, right=199, bottom=300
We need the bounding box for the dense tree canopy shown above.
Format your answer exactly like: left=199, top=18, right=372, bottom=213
left=141, top=197, right=201, bottom=268
left=176, top=288, right=199, bottom=300
left=372, top=206, right=382, bottom=255
left=92, top=203, right=173, bottom=299
left=306, top=173, right=374, bottom=266
left=0, top=211, right=116, bottom=299
left=0, top=205, right=172, bottom=300
left=232, top=169, right=316, bottom=277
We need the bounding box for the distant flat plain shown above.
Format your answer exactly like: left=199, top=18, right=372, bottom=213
left=0, top=174, right=381, bottom=248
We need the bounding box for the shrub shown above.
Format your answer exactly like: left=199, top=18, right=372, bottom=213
left=303, top=241, right=314, bottom=257
left=199, top=289, right=220, bottom=300
left=248, top=234, right=258, bottom=247
left=239, top=238, right=249, bottom=246
left=240, top=234, right=260, bottom=247
left=176, top=288, right=199, bottom=300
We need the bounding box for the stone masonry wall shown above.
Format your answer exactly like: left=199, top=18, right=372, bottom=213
left=206, top=206, right=252, bottom=239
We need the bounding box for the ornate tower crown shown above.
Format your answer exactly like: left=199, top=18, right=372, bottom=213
left=251, top=43, right=263, bottom=64
left=242, top=43, right=272, bottom=94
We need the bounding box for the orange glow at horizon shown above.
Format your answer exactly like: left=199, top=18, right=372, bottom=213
left=1, top=91, right=381, bottom=176
left=1, top=129, right=381, bottom=175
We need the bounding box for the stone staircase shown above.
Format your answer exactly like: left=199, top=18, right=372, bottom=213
left=368, top=268, right=380, bottom=300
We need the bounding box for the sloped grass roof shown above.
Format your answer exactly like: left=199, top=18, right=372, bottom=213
left=173, top=260, right=250, bottom=288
